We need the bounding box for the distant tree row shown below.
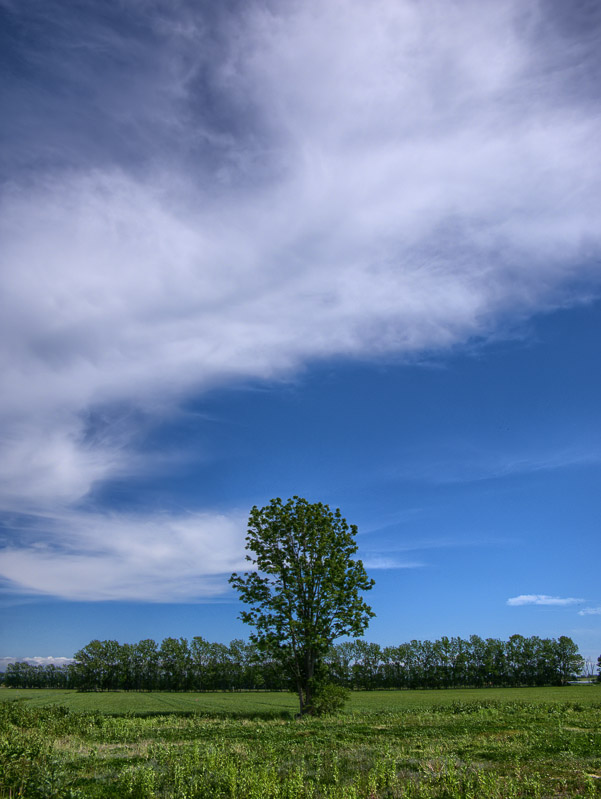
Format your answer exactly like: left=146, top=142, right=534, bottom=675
left=2, top=634, right=593, bottom=691
left=326, top=635, right=586, bottom=690
left=2, top=661, right=71, bottom=689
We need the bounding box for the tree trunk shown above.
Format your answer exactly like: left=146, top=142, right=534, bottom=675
left=296, top=679, right=305, bottom=715
left=298, top=651, right=316, bottom=715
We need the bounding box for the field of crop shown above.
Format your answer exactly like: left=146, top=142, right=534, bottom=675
left=2, top=685, right=601, bottom=715
left=1, top=687, right=601, bottom=797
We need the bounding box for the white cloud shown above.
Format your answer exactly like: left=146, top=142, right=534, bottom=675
left=507, top=594, right=585, bottom=607
left=578, top=607, right=601, bottom=616
left=0, top=510, right=248, bottom=602
left=1, top=0, right=601, bottom=600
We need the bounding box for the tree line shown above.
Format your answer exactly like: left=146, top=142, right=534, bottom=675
left=2, top=634, right=593, bottom=691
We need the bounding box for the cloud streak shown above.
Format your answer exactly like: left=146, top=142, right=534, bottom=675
left=507, top=595, right=585, bottom=607
left=387, top=445, right=601, bottom=486
left=362, top=556, right=424, bottom=571
left=1, top=0, right=601, bottom=600
left=0, top=510, right=248, bottom=602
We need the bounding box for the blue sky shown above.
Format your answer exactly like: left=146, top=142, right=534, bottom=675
left=1, top=0, right=600, bottom=667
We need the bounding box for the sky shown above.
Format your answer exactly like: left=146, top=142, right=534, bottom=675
left=1, top=0, right=600, bottom=668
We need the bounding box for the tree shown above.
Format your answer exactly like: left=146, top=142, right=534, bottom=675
left=73, top=640, right=109, bottom=691
left=132, top=639, right=159, bottom=691
left=159, top=637, right=192, bottom=691
left=190, top=636, right=212, bottom=690
left=554, top=636, right=584, bottom=685
left=352, top=641, right=382, bottom=689
left=229, top=496, right=374, bottom=715
left=325, top=641, right=357, bottom=687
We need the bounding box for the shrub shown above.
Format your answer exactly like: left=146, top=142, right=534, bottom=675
left=308, top=683, right=350, bottom=716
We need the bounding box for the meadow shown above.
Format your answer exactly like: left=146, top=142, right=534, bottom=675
left=1, top=686, right=601, bottom=798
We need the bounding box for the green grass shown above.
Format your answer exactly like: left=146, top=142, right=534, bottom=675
left=0, top=687, right=299, bottom=716
left=1, top=685, right=600, bottom=715
left=2, top=688, right=601, bottom=797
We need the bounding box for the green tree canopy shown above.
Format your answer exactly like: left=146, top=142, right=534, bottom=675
left=229, top=496, right=374, bottom=714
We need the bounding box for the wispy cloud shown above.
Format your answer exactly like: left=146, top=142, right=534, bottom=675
left=507, top=594, right=585, bottom=607
left=1, top=0, right=601, bottom=600
left=578, top=607, right=601, bottom=616
left=362, top=556, right=424, bottom=570
left=388, top=445, right=601, bottom=486
left=0, top=510, right=247, bottom=602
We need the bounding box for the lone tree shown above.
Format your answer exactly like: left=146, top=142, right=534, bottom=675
left=230, top=496, right=375, bottom=715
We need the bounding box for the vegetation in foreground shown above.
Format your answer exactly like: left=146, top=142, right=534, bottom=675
left=2, top=692, right=601, bottom=798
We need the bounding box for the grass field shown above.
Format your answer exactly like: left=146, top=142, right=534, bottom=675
left=2, top=685, right=601, bottom=715
left=1, top=687, right=601, bottom=797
